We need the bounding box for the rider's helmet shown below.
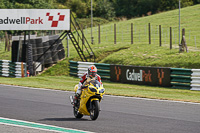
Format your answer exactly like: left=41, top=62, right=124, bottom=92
left=88, top=65, right=97, bottom=78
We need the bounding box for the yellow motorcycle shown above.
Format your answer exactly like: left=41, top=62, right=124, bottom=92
left=70, top=78, right=105, bottom=120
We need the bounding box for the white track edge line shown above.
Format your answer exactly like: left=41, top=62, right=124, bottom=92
left=0, top=122, right=66, bottom=133
left=0, top=117, right=95, bottom=133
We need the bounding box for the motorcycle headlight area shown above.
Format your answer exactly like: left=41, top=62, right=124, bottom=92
left=99, top=89, right=105, bottom=93
left=89, top=87, right=97, bottom=92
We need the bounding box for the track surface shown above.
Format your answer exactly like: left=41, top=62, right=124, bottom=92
left=0, top=84, right=200, bottom=133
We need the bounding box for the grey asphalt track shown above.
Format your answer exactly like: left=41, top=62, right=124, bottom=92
left=0, top=124, right=57, bottom=133
left=0, top=84, right=200, bottom=133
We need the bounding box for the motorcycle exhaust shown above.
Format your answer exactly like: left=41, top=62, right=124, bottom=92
left=69, top=96, right=74, bottom=105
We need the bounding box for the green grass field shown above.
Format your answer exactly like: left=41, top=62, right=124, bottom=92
left=82, top=5, right=200, bottom=47
left=68, top=5, right=200, bottom=68
left=1, top=5, right=200, bottom=103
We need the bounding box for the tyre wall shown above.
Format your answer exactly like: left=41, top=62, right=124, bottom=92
left=11, top=35, right=65, bottom=74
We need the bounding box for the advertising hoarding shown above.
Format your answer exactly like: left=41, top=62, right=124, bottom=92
left=0, top=9, right=70, bottom=30
left=110, top=65, right=171, bottom=87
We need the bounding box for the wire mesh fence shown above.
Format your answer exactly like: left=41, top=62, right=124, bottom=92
left=79, top=23, right=200, bottom=50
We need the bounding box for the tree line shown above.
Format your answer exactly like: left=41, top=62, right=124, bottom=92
left=0, top=0, right=199, bottom=38
left=0, top=0, right=199, bottom=20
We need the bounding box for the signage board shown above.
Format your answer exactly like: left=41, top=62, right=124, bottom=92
left=0, top=9, right=70, bottom=30
left=110, top=65, right=171, bottom=87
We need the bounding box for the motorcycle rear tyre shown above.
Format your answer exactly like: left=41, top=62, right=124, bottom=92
left=90, top=100, right=100, bottom=120
left=73, top=107, right=83, bottom=119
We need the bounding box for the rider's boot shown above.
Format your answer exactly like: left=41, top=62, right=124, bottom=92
left=73, top=93, right=80, bottom=106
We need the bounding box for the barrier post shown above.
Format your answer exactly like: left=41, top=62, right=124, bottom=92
left=170, top=27, right=172, bottom=49
left=114, top=24, right=116, bottom=44
left=159, top=25, right=162, bottom=46
left=149, top=23, right=151, bottom=44
left=21, top=62, right=24, bottom=77
left=131, top=23, right=133, bottom=44
left=98, top=24, right=100, bottom=44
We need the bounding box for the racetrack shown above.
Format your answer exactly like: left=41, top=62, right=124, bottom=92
left=0, top=84, right=200, bottom=133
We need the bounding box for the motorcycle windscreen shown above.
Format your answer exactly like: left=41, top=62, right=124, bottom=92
left=90, top=80, right=101, bottom=88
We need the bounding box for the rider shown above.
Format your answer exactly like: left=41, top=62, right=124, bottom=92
left=74, top=65, right=102, bottom=100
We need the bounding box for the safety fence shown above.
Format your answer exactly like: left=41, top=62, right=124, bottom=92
left=69, top=60, right=110, bottom=80
left=171, top=68, right=192, bottom=90
left=77, top=23, right=200, bottom=50
left=0, top=60, right=27, bottom=78
left=11, top=35, right=66, bottom=76
left=69, top=60, right=200, bottom=90
left=171, top=68, right=200, bottom=90
left=191, top=69, right=200, bottom=90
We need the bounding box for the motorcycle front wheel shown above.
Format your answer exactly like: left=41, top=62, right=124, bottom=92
left=73, top=106, right=83, bottom=119
left=90, top=100, right=100, bottom=120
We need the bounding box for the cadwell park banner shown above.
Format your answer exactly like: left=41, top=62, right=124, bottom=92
left=110, top=65, right=171, bottom=87
left=0, top=9, right=70, bottom=30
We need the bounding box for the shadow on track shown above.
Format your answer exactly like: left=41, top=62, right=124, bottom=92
left=39, top=118, right=89, bottom=121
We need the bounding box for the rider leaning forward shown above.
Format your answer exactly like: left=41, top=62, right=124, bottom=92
left=74, top=65, right=103, bottom=100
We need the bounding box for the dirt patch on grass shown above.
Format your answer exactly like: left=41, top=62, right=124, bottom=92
left=95, top=46, right=130, bottom=62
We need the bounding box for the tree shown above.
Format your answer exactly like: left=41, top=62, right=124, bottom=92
left=65, top=0, right=88, bottom=18
left=159, top=0, right=193, bottom=11
left=193, top=0, right=200, bottom=4
left=182, top=0, right=193, bottom=7
left=0, top=0, right=14, bottom=8
left=136, top=0, right=160, bottom=16
left=112, top=0, right=138, bottom=18
left=159, top=0, right=179, bottom=11
left=12, top=0, right=56, bottom=9
left=94, top=0, right=115, bottom=20
left=0, top=0, right=6, bottom=8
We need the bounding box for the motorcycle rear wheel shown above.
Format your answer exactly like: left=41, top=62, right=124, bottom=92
left=90, top=100, right=100, bottom=120
left=73, top=106, right=83, bottom=118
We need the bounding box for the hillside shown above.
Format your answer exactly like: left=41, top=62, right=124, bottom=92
left=65, top=5, right=200, bottom=69
left=42, top=5, right=200, bottom=76
left=1, top=5, right=200, bottom=76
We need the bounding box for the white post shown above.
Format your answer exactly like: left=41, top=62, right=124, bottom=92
left=179, top=0, right=181, bottom=51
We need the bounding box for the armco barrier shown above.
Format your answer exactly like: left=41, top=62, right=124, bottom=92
left=69, top=61, right=200, bottom=90
left=69, top=60, right=78, bottom=76
left=170, top=68, right=192, bottom=90
left=191, top=69, right=200, bottom=90
left=69, top=61, right=110, bottom=80
left=0, top=60, right=27, bottom=78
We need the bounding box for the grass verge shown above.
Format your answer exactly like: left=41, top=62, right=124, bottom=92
left=1, top=76, right=200, bottom=103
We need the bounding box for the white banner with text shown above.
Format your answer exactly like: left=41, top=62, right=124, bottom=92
left=0, top=9, right=70, bottom=30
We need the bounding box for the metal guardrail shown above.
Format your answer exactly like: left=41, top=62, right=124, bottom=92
left=191, top=69, right=200, bottom=90
left=170, top=68, right=192, bottom=90
left=69, top=61, right=200, bottom=90
left=0, top=60, right=27, bottom=78
left=170, top=68, right=200, bottom=90
left=69, top=60, right=110, bottom=80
